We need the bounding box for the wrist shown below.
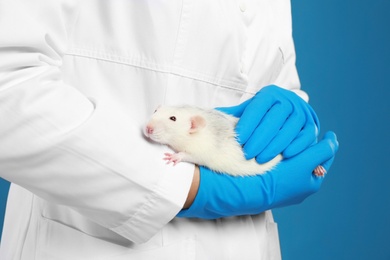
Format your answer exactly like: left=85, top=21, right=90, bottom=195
left=182, top=165, right=200, bottom=209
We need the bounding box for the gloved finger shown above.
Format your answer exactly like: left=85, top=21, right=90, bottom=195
left=307, top=102, right=321, bottom=132
left=278, top=132, right=338, bottom=198
left=298, top=131, right=339, bottom=171
left=254, top=108, right=306, bottom=163
left=243, top=102, right=292, bottom=160
left=235, top=94, right=276, bottom=145
left=282, top=119, right=319, bottom=158
left=316, top=131, right=338, bottom=171
left=306, top=133, right=338, bottom=192
left=214, top=98, right=252, bottom=117
left=317, top=156, right=335, bottom=175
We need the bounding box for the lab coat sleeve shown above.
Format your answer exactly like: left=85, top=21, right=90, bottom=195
left=273, top=0, right=309, bottom=102
left=0, top=0, right=194, bottom=244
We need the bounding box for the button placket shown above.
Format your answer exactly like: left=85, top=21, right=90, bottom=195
left=238, top=0, right=249, bottom=80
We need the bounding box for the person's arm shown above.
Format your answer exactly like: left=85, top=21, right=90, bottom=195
left=0, top=0, right=194, bottom=244
left=178, top=132, right=338, bottom=219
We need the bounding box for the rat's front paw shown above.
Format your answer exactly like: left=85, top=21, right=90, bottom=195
left=163, top=152, right=183, bottom=166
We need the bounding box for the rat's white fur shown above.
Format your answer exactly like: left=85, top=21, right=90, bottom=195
left=144, top=105, right=282, bottom=176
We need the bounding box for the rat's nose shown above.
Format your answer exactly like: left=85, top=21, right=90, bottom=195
left=146, top=125, right=154, bottom=135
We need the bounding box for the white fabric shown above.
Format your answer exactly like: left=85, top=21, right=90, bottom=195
left=0, top=0, right=304, bottom=259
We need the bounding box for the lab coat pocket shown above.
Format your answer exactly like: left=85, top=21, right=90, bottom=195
left=105, top=237, right=197, bottom=260
left=42, top=203, right=132, bottom=247
left=40, top=203, right=197, bottom=259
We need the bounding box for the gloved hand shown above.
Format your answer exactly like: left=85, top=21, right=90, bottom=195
left=217, top=85, right=320, bottom=164
left=177, top=131, right=338, bottom=219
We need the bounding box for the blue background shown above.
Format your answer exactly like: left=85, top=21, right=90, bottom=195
left=0, top=0, right=389, bottom=259
left=272, top=0, right=390, bottom=260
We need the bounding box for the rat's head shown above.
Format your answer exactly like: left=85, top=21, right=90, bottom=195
left=144, top=105, right=206, bottom=147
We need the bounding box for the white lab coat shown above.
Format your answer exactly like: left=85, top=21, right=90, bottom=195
left=0, top=0, right=307, bottom=259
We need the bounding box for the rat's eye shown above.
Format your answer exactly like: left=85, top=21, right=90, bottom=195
left=169, top=116, right=176, bottom=121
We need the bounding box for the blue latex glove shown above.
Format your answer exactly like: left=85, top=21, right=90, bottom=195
left=177, top=131, right=338, bottom=219
left=217, top=85, right=320, bottom=164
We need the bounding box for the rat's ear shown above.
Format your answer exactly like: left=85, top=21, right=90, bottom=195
left=189, top=115, right=206, bottom=133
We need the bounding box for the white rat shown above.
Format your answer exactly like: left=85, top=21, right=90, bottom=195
left=144, top=105, right=326, bottom=177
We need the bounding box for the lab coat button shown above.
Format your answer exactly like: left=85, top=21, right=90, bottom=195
left=239, top=2, right=247, bottom=12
